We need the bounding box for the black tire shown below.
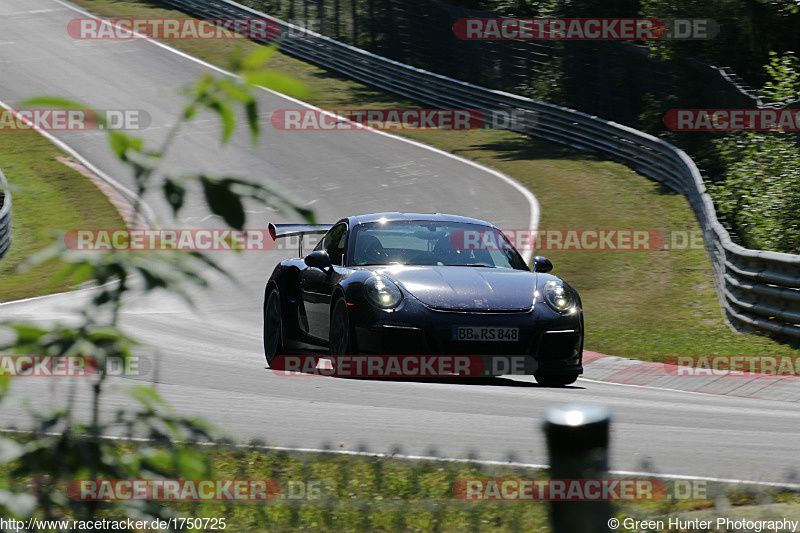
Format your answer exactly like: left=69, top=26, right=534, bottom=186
left=534, top=372, right=579, bottom=387
left=263, top=287, right=284, bottom=365
left=329, top=297, right=354, bottom=356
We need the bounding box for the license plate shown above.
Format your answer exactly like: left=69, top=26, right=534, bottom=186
left=453, top=326, right=519, bottom=342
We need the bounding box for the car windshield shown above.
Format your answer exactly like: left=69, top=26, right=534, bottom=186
left=349, top=220, right=528, bottom=270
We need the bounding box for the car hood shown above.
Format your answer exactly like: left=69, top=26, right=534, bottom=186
left=374, top=266, right=537, bottom=311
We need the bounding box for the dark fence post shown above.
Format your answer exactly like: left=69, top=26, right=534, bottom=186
left=543, top=403, right=612, bottom=533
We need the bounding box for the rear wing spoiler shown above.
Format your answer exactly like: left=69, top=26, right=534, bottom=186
left=268, top=223, right=332, bottom=256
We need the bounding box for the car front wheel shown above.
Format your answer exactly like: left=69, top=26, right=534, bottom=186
left=263, top=288, right=283, bottom=365
left=329, top=298, right=354, bottom=356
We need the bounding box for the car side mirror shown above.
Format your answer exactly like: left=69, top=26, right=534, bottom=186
left=532, top=256, right=553, bottom=273
left=304, top=250, right=333, bottom=272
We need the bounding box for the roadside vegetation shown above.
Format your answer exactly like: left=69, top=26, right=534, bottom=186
left=636, top=2, right=800, bottom=256
left=2, top=431, right=799, bottom=532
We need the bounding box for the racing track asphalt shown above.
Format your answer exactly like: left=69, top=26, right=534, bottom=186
left=1, top=0, right=799, bottom=486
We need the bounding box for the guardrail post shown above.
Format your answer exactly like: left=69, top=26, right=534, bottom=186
left=543, top=403, right=612, bottom=533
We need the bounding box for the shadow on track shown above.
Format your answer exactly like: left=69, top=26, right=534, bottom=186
left=263, top=366, right=584, bottom=389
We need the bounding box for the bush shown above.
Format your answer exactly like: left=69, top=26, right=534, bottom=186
left=711, top=132, right=800, bottom=253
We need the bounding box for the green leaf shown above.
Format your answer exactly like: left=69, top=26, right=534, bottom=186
left=47, top=260, right=88, bottom=290
left=245, top=71, right=310, bottom=98
left=200, top=177, right=246, bottom=229
left=20, top=96, right=88, bottom=110
left=4, top=323, right=48, bottom=344
left=70, top=262, right=94, bottom=286
left=207, top=98, right=236, bottom=143
left=216, top=79, right=253, bottom=104
left=138, top=447, right=175, bottom=474
left=163, top=177, right=187, bottom=217
left=295, top=206, right=317, bottom=224
left=245, top=100, right=260, bottom=142
left=183, top=103, right=198, bottom=121
left=175, top=448, right=212, bottom=479
left=0, top=436, right=24, bottom=463
left=229, top=45, right=245, bottom=72
left=0, top=490, right=36, bottom=517
left=108, top=131, right=144, bottom=161
left=241, top=45, right=278, bottom=71
left=127, top=385, right=168, bottom=410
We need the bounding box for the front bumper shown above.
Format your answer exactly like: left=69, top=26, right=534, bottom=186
left=350, top=296, right=583, bottom=376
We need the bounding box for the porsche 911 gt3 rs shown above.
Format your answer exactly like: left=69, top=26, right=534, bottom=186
left=263, top=212, right=583, bottom=385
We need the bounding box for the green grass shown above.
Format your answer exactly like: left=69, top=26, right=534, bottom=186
left=171, top=447, right=800, bottom=533
left=66, top=0, right=800, bottom=360
left=0, top=129, right=125, bottom=302
left=188, top=447, right=551, bottom=532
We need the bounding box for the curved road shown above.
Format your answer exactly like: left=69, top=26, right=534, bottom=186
left=1, top=0, right=799, bottom=486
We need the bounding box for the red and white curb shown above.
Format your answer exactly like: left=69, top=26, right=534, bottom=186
left=582, top=351, right=800, bottom=401
left=56, top=156, right=148, bottom=230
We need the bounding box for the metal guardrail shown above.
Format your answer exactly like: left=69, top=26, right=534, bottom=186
left=0, top=168, right=11, bottom=260
left=160, top=0, right=800, bottom=340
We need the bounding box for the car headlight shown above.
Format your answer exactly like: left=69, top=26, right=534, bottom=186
left=364, top=276, right=403, bottom=309
left=543, top=280, right=574, bottom=313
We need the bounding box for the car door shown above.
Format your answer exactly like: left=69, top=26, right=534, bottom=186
left=299, top=222, right=348, bottom=342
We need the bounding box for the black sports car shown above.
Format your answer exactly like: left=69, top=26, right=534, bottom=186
left=263, top=212, right=583, bottom=385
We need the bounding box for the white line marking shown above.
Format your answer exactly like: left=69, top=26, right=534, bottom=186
left=577, top=376, right=788, bottom=401
left=5, top=9, right=63, bottom=15
left=2, top=428, right=797, bottom=490
left=0, top=282, right=109, bottom=307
